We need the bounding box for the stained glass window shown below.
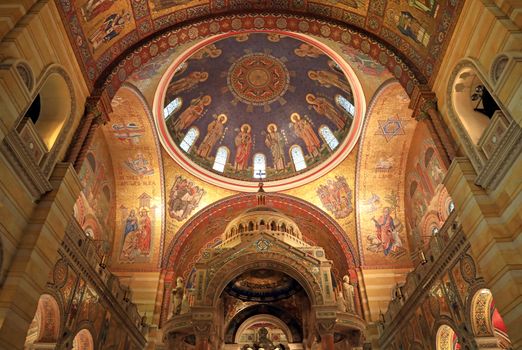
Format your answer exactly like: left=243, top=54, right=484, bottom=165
left=253, top=153, right=266, bottom=179
left=163, top=97, right=182, bottom=119
left=290, top=146, right=307, bottom=171
left=180, top=127, right=198, bottom=152
left=319, top=125, right=339, bottom=150
left=212, top=146, right=229, bottom=172
left=336, top=94, right=355, bottom=116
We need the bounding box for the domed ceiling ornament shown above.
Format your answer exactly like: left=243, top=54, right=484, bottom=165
left=228, top=53, right=290, bottom=108
left=154, top=30, right=366, bottom=192
left=225, top=269, right=302, bottom=302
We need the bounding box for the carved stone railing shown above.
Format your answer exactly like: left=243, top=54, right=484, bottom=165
left=378, top=210, right=468, bottom=345
left=471, top=109, right=521, bottom=189
left=61, top=219, right=147, bottom=346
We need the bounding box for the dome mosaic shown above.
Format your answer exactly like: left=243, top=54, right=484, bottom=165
left=155, top=31, right=365, bottom=191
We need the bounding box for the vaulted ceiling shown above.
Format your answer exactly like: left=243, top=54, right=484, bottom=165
left=57, top=0, right=463, bottom=95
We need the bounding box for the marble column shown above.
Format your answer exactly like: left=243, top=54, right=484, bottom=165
left=193, top=320, right=213, bottom=350
left=317, top=320, right=336, bottom=350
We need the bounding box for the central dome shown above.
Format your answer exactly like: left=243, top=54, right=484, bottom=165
left=155, top=31, right=365, bottom=191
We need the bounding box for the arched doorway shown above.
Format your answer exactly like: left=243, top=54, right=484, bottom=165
left=234, top=314, right=295, bottom=348
left=24, top=294, right=60, bottom=349
left=163, top=202, right=365, bottom=350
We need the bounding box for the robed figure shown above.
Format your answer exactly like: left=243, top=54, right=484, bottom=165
left=234, top=124, right=252, bottom=171
left=171, top=277, right=184, bottom=317
left=342, top=275, right=356, bottom=313
left=171, top=95, right=211, bottom=134
left=306, top=94, right=346, bottom=130
left=196, top=114, right=227, bottom=158
left=167, top=71, right=209, bottom=96
left=308, top=70, right=353, bottom=93
left=121, top=209, right=139, bottom=260
left=89, top=11, right=130, bottom=50
left=264, top=124, right=286, bottom=171
left=372, top=207, right=397, bottom=255
left=291, top=113, right=321, bottom=158
left=137, top=207, right=151, bottom=254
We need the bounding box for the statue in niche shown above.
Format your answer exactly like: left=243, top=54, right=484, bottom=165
left=196, top=114, right=227, bottom=158
left=337, top=291, right=347, bottom=312
left=342, top=275, right=355, bottom=313
left=171, top=277, right=184, bottom=317
left=254, top=327, right=275, bottom=349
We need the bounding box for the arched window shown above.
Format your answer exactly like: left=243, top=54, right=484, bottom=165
left=212, top=146, right=229, bottom=172
left=290, top=146, right=307, bottom=171
left=163, top=97, right=182, bottom=119
left=25, top=72, right=72, bottom=150
left=318, top=125, right=339, bottom=150
left=452, top=67, right=498, bottom=143
left=335, top=94, right=355, bottom=116
left=253, top=153, right=266, bottom=179
left=448, top=200, right=455, bottom=214
left=180, top=127, right=199, bottom=152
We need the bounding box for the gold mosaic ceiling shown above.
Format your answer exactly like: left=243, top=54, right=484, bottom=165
left=57, top=0, right=463, bottom=92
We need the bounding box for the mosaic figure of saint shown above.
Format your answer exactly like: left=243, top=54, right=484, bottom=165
left=191, top=44, right=222, bottom=60
left=121, top=209, right=140, bottom=261
left=80, top=0, right=114, bottom=22
left=196, top=114, right=227, bottom=158
left=372, top=207, right=402, bottom=256
left=234, top=124, right=252, bottom=171
left=308, top=70, right=352, bottom=94
left=290, top=113, right=321, bottom=158
left=294, top=43, right=323, bottom=58
left=167, top=71, right=209, bottom=96
left=89, top=10, right=131, bottom=50
left=137, top=207, right=151, bottom=254
left=124, top=209, right=138, bottom=237
left=306, top=93, right=346, bottom=130
left=168, top=177, right=205, bottom=221
left=171, top=95, right=212, bottom=134
left=264, top=123, right=286, bottom=171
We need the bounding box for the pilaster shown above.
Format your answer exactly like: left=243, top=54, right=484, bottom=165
left=65, top=96, right=110, bottom=171
left=444, top=157, right=522, bottom=349
left=409, top=85, right=457, bottom=167
left=0, top=163, right=81, bottom=350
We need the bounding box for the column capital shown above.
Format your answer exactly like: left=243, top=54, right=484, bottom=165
left=316, top=319, right=337, bottom=336
left=408, top=85, right=437, bottom=121
left=84, top=97, right=108, bottom=125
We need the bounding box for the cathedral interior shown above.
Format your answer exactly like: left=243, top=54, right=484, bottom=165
left=0, top=0, right=520, bottom=349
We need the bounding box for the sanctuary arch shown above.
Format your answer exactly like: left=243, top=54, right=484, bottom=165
left=163, top=192, right=365, bottom=350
